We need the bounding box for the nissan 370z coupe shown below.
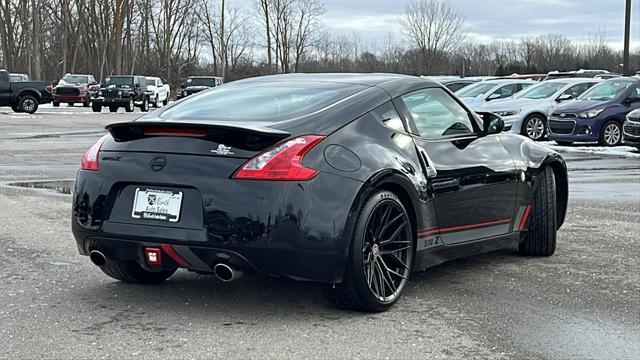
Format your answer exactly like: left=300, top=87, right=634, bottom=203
left=72, top=74, right=568, bottom=312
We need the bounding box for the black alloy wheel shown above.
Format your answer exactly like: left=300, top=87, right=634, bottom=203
left=329, top=191, right=413, bottom=312
left=19, top=95, right=38, bottom=114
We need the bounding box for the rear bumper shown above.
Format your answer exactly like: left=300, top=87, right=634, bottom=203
left=71, top=166, right=363, bottom=283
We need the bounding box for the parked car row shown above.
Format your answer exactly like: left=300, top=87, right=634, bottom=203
left=427, top=70, right=640, bottom=146
left=0, top=68, right=226, bottom=114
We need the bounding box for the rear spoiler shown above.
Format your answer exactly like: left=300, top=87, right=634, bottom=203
left=106, top=120, right=290, bottom=142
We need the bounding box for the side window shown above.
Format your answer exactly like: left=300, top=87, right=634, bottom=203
left=518, top=83, right=533, bottom=91
left=372, top=102, right=405, bottom=132
left=400, top=88, right=475, bottom=139
left=563, top=83, right=590, bottom=98
left=492, top=84, right=518, bottom=99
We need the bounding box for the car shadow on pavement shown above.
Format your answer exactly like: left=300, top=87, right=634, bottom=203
left=74, top=249, right=520, bottom=316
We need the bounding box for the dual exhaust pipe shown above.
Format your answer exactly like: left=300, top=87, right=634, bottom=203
left=89, top=249, right=242, bottom=282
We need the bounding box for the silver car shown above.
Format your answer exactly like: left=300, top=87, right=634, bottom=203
left=455, top=79, right=535, bottom=109
left=475, top=78, right=600, bottom=140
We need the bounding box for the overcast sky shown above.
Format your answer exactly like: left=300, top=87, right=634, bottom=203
left=247, top=0, right=639, bottom=49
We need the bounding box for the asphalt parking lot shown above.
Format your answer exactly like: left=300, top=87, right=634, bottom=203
left=0, top=105, right=639, bottom=359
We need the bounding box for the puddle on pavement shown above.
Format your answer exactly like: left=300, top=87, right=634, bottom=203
left=7, top=180, right=74, bottom=195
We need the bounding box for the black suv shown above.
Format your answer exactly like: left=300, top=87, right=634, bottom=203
left=176, top=76, right=223, bottom=100
left=92, top=75, right=152, bottom=113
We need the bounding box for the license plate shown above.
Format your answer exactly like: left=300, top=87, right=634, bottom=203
left=131, top=188, right=183, bottom=222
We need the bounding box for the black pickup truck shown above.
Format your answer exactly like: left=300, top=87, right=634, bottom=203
left=0, top=69, right=53, bottom=113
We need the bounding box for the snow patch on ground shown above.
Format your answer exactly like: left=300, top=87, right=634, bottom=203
left=540, top=141, right=640, bottom=159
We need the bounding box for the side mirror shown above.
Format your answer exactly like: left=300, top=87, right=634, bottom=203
left=557, top=94, right=572, bottom=102
left=478, top=112, right=505, bottom=135
left=487, top=93, right=502, bottom=101
left=625, top=96, right=640, bottom=104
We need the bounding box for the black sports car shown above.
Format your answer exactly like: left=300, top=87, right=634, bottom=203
left=72, top=73, right=568, bottom=312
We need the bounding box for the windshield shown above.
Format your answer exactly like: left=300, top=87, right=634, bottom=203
left=456, top=83, right=495, bottom=97
left=578, top=80, right=634, bottom=101
left=160, top=82, right=363, bottom=121
left=516, top=82, right=566, bottom=99
left=186, top=78, right=217, bottom=87
left=104, top=77, right=133, bottom=87
left=62, top=75, right=89, bottom=84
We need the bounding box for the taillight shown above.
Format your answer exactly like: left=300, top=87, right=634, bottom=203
left=232, top=135, right=325, bottom=181
left=81, top=135, right=110, bottom=171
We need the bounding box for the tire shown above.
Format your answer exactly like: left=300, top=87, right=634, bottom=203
left=328, top=190, right=414, bottom=312
left=109, top=106, right=118, bottom=113
left=153, top=95, right=159, bottom=108
left=99, top=260, right=176, bottom=284
left=555, top=141, right=573, bottom=146
left=599, top=121, right=622, bottom=146
left=163, top=97, right=168, bottom=106
left=92, top=104, right=102, bottom=113
left=83, top=97, right=90, bottom=107
left=124, top=97, right=134, bottom=112
left=68, top=102, right=75, bottom=107
left=521, top=114, right=547, bottom=141
left=11, top=105, right=22, bottom=113
left=140, top=97, right=149, bottom=112
left=519, top=166, right=557, bottom=256
left=18, top=95, right=38, bottom=114
left=52, top=101, right=60, bottom=107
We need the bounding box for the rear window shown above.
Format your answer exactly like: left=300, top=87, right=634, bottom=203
left=161, top=82, right=364, bottom=121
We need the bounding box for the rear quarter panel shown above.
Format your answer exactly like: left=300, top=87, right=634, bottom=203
left=498, top=133, right=568, bottom=228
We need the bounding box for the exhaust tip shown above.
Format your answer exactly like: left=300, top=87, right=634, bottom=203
left=89, top=250, right=106, bottom=267
left=214, top=263, right=242, bottom=282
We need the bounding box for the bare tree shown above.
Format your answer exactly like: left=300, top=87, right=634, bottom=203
left=292, top=0, right=323, bottom=72
left=401, top=0, right=466, bottom=74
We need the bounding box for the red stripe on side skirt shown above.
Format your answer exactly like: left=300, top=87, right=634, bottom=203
left=418, top=218, right=512, bottom=238
left=519, top=205, right=533, bottom=231
left=160, top=244, right=191, bottom=268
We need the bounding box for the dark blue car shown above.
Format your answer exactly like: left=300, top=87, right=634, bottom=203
left=548, top=78, right=640, bottom=146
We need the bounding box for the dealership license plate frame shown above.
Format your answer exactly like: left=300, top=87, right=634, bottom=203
left=131, top=188, right=183, bottom=223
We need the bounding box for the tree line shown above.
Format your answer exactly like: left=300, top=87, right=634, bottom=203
left=0, top=0, right=637, bottom=87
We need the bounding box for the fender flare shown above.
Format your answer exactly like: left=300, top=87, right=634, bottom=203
left=342, top=169, right=423, bottom=261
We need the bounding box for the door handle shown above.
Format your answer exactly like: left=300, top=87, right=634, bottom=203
left=420, top=151, right=438, bottom=179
